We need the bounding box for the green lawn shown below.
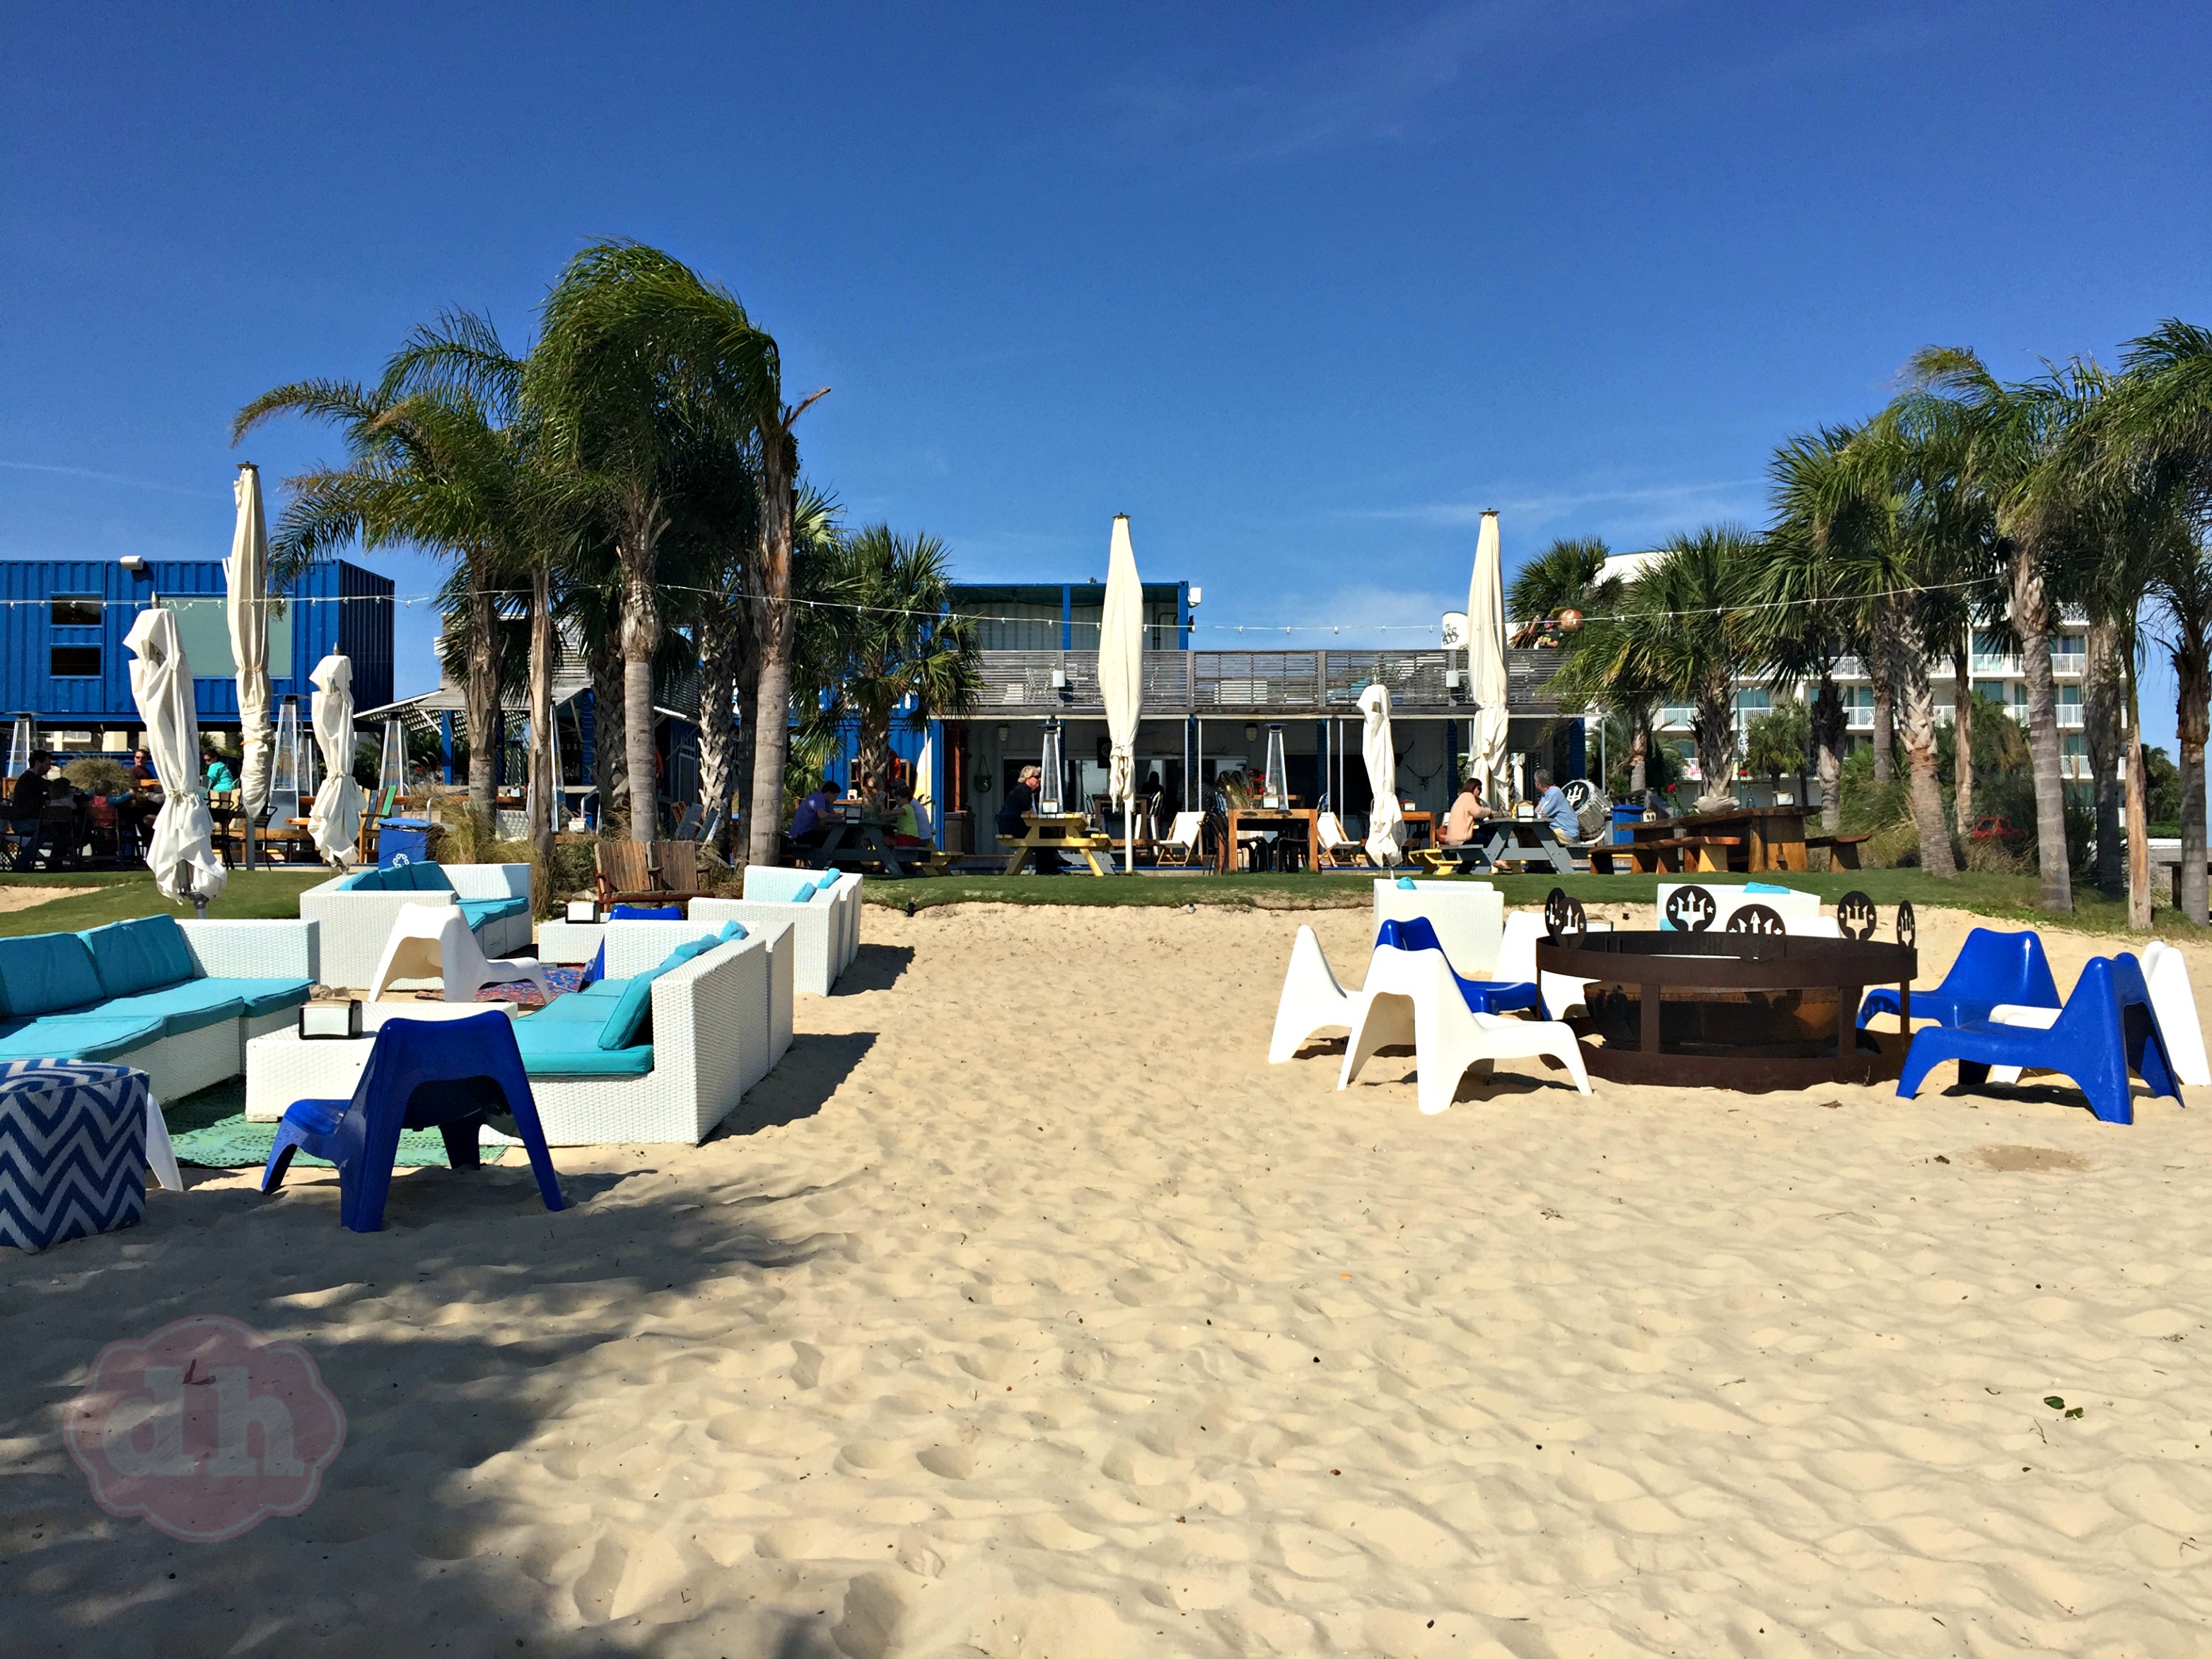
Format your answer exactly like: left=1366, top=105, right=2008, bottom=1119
left=862, top=867, right=2201, bottom=938
left=0, top=871, right=326, bottom=936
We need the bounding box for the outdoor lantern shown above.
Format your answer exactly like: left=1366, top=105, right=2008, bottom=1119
left=269, top=697, right=302, bottom=825
left=1243, top=723, right=1257, bottom=742
left=1263, top=724, right=1288, bottom=809
left=378, top=718, right=407, bottom=800
left=5, top=714, right=33, bottom=781
left=1039, top=720, right=1065, bottom=815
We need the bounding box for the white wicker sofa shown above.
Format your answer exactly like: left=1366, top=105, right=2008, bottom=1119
left=518, top=928, right=796, bottom=1145
left=300, top=861, right=532, bottom=989
left=0, top=916, right=318, bottom=1102
left=690, top=868, right=858, bottom=996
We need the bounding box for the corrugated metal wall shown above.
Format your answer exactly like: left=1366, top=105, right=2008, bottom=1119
left=0, top=558, right=393, bottom=731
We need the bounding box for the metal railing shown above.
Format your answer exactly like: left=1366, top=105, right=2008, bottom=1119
left=970, top=648, right=1565, bottom=716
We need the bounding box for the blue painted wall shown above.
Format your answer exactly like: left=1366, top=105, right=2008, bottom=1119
left=0, top=558, right=392, bottom=728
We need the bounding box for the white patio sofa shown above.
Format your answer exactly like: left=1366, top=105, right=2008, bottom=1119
left=0, top=916, right=319, bottom=1103
left=523, top=929, right=796, bottom=1146
left=299, top=861, right=533, bottom=989
left=692, top=869, right=860, bottom=996
left=1371, top=878, right=1504, bottom=977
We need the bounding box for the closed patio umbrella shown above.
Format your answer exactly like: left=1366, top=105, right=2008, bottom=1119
left=1098, top=514, right=1145, bottom=873
left=911, top=728, right=934, bottom=843
left=227, top=463, right=273, bottom=867
left=1359, top=682, right=1404, bottom=868
left=1468, top=509, right=1510, bottom=809
left=306, top=653, right=366, bottom=866
left=125, top=608, right=226, bottom=908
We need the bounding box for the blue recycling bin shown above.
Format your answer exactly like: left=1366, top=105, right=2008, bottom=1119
left=377, top=817, right=432, bottom=868
left=1611, top=803, right=1646, bottom=845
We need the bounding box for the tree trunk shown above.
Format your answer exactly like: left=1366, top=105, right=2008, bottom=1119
left=1950, top=639, right=1973, bottom=833
left=1880, top=613, right=1956, bottom=877
left=747, top=427, right=800, bottom=867
left=696, top=590, right=740, bottom=858
left=858, top=706, right=895, bottom=820
left=2176, top=636, right=2209, bottom=926
left=2083, top=622, right=2124, bottom=897
left=619, top=513, right=664, bottom=846
left=1812, top=677, right=1844, bottom=834
left=527, top=561, right=555, bottom=868
left=2126, top=659, right=2151, bottom=929
left=733, top=635, right=759, bottom=868
left=1693, top=685, right=1735, bottom=805
left=2012, top=553, right=2071, bottom=910
left=465, top=581, right=500, bottom=827
left=588, top=635, right=628, bottom=837
left=1627, top=720, right=1647, bottom=797
left=1871, top=677, right=1893, bottom=783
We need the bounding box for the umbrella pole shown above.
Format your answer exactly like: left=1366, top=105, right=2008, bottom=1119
left=1124, top=798, right=1133, bottom=875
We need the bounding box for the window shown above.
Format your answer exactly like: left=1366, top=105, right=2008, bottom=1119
left=2051, top=632, right=2086, bottom=662
left=51, top=646, right=100, bottom=677
left=157, top=593, right=292, bottom=678
left=51, top=595, right=103, bottom=627
left=1735, top=688, right=1771, bottom=714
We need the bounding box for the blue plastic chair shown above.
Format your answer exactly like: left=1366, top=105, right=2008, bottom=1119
left=1374, top=917, right=1541, bottom=1015
left=261, top=1011, right=566, bottom=1232
left=610, top=904, right=683, bottom=921
left=1860, top=926, right=2060, bottom=1029
left=1897, top=955, right=2182, bottom=1125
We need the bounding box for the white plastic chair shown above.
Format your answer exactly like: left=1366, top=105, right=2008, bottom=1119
left=2143, top=941, right=2211, bottom=1087
left=1269, top=924, right=1362, bottom=1062
left=368, top=903, right=552, bottom=1004
left=1339, top=944, right=1590, bottom=1115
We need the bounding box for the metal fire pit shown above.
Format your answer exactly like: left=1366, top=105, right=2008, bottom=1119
left=1534, top=931, right=1917, bottom=1090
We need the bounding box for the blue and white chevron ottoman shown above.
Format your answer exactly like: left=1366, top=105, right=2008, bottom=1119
left=0, top=1061, right=150, bottom=1252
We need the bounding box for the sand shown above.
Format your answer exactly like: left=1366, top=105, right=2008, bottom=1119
left=7, top=901, right=2212, bottom=1655
left=0, top=885, right=95, bottom=914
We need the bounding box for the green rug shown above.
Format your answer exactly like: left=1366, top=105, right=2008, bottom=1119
left=168, top=1112, right=511, bottom=1170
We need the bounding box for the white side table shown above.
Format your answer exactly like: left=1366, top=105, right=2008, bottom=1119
left=245, top=1003, right=516, bottom=1122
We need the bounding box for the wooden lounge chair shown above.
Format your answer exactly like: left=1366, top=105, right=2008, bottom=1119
left=594, top=839, right=704, bottom=912
left=1157, top=811, right=1206, bottom=866
left=1315, top=811, right=1370, bottom=868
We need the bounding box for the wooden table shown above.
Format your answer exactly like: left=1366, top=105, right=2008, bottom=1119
left=797, top=814, right=933, bottom=879
left=1220, top=807, right=1318, bottom=873
left=1398, top=810, right=1434, bottom=850
left=1002, top=813, right=1113, bottom=876
left=1607, top=805, right=1808, bottom=875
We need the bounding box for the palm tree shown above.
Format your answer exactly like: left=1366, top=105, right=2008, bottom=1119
left=797, top=525, right=982, bottom=817
left=1508, top=537, right=1620, bottom=644
left=234, top=368, right=540, bottom=830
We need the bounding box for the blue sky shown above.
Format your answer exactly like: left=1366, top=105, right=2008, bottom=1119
left=4, top=1, right=2208, bottom=740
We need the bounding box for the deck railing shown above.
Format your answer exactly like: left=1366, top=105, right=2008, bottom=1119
left=970, top=648, right=1566, bottom=716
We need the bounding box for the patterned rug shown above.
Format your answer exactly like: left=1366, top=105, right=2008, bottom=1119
left=474, top=965, right=586, bottom=1008
left=168, top=1114, right=511, bottom=1170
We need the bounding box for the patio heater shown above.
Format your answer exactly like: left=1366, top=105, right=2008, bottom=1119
left=378, top=718, right=407, bottom=803
left=1262, top=724, right=1288, bottom=809
left=269, top=697, right=302, bottom=827
left=6, top=714, right=33, bottom=780
left=1038, top=720, right=1065, bottom=815
left=298, top=716, right=319, bottom=801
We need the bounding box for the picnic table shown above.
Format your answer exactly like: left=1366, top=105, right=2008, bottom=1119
left=1219, top=807, right=1318, bottom=873
left=1002, top=812, right=1114, bottom=876
left=1600, top=804, right=1808, bottom=875
left=796, top=813, right=938, bottom=879
left=1469, top=817, right=1580, bottom=875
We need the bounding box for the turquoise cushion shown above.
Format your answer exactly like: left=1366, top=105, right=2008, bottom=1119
left=598, top=972, right=660, bottom=1050
left=0, top=933, right=105, bottom=1019
left=1395, top=875, right=1416, bottom=890
left=95, top=980, right=248, bottom=1038
left=333, top=869, right=379, bottom=892
left=78, top=915, right=197, bottom=999
left=575, top=978, right=629, bottom=999
left=210, top=977, right=313, bottom=1018
left=790, top=881, right=818, bottom=903
left=402, top=861, right=450, bottom=892
left=458, top=897, right=528, bottom=932
left=529, top=994, right=618, bottom=1024
left=716, top=920, right=747, bottom=942
left=654, top=938, right=714, bottom=974
left=513, top=1017, right=656, bottom=1077
left=1745, top=881, right=1790, bottom=894
left=0, top=1013, right=167, bottom=1063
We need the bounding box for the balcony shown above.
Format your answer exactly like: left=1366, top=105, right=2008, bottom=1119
left=971, top=648, right=1567, bottom=718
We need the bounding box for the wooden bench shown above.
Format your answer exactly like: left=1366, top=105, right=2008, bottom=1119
left=595, top=839, right=703, bottom=912
left=1803, top=832, right=1872, bottom=871
left=1593, top=834, right=1742, bottom=875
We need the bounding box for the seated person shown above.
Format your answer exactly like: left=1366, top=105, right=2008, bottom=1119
left=126, top=747, right=158, bottom=787
left=788, top=774, right=837, bottom=850
left=1532, top=769, right=1581, bottom=839
left=204, top=747, right=238, bottom=796
left=999, top=764, right=1063, bottom=873
left=1442, top=771, right=1495, bottom=846
left=8, top=748, right=54, bottom=867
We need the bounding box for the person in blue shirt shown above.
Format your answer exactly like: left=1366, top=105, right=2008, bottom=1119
left=1532, top=769, right=1581, bottom=840
left=788, top=775, right=837, bottom=849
